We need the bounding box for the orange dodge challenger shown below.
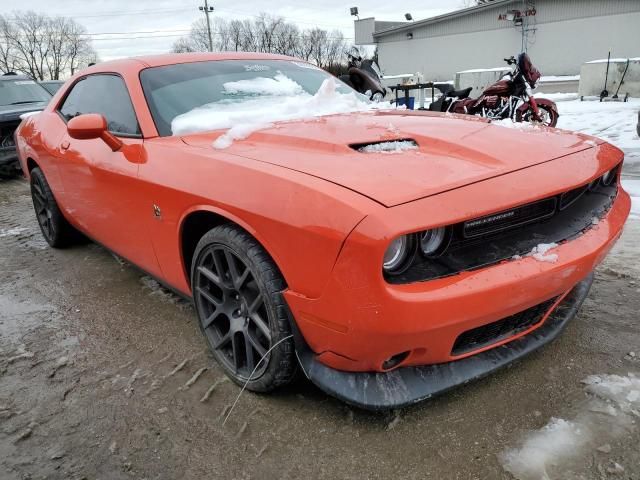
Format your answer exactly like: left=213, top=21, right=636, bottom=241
left=15, top=53, right=630, bottom=410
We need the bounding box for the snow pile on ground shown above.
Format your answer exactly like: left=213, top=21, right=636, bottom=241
left=539, top=75, right=580, bottom=83
left=171, top=75, right=384, bottom=148
left=534, top=92, right=579, bottom=102
left=0, top=227, right=28, bottom=238
left=358, top=140, right=418, bottom=154
left=622, top=178, right=640, bottom=218
left=553, top=97, right=640, bottom=154
left=500, top=372, right=640, bottom=480
left=586, top=57, right=640, bottom=64
left=500, top=418, right=588, bottom=480
left=584, top=374, right=640, bottom=414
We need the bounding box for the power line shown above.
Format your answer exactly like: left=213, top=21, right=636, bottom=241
left=0, top=32, right=354, bottom=42
left=199, top=0, right=214, bottom=52
left=2, top=6, right=352, bottom=30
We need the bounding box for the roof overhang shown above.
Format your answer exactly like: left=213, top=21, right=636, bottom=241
left=373, top=0, right=515, bottom=38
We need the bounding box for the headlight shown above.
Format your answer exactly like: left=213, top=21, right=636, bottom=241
left=601, top=167, right=617, bottom=186
left=420, top=227, right=447, bottom=256
left=383, top=235, right=414, bottom=274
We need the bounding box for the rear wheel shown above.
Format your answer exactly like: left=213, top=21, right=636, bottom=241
left=191, top=224, right=297, bottom=392
left=30, top=167, right=78, bottom=248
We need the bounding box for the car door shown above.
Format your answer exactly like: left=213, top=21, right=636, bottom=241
left=54, top=74, right=162, bottom=278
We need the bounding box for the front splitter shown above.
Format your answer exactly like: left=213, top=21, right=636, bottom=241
left=295, top=273, right=594, bottom=411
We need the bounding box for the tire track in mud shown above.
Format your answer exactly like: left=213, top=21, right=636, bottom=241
left=0, top=178, right=293, bottom=479
left=4, top=176, right=639, bottom=479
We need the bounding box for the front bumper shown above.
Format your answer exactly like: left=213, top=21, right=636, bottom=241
left=296, top=274, right=593, bottom=411
left=285, top=187, right=630, bottom=372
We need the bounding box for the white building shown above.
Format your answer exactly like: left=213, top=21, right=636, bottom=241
left=355, top=0, right=640, bottom=81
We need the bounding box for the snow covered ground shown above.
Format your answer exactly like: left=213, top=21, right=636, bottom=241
left=540, top=94, right=640, bottom=217
left=501, top=373, right=640, bottom=480
left=499, top=95, right=640, bottom=479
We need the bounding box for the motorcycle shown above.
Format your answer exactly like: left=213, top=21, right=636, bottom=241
left=339, top=47, right=387, bottom=102
left=429, top=53, right=559, bottom=127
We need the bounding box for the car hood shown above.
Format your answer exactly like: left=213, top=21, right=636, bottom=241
left=181, top=111, right=603, bottom=207
left=0, top=102, right=48, bottom=122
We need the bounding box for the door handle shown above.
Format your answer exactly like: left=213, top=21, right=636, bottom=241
left=61, top=140, right=70, bottom=151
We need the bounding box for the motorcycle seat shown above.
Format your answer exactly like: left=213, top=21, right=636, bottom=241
left=446, top=87, right=472, bottom=99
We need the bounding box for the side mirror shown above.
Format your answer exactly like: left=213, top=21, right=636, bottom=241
left=67, top=113, right=123, bottom=152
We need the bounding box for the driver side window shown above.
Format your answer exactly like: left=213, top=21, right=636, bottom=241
left=58, top=74, right=141, bottom=136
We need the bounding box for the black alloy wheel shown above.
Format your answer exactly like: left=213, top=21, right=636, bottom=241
left=31, top=172, right=55, bottom=241
left=30, top=167, right=77, bottom=247
left=192, top=225, right=296, bottom=391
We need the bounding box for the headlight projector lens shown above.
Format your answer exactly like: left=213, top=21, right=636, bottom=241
left=420, top=228, right=447, bottom=256
left=383, top=236, right=412, bottom=273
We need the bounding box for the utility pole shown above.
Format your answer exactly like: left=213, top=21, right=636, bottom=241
left=198, top=0, right=214, bottom=52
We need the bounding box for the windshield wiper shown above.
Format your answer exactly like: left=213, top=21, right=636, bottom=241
left=9, top=100, right=43, bottom=105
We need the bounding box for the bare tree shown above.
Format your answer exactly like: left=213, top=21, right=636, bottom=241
left=0, top=16, right=21, bottom=73
left=0, top=11, right=97, bottom=79
left=171, top=13, right=349, bottom=72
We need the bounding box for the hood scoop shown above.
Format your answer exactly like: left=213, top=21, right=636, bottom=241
left=351, top=138, right=419, bottom=154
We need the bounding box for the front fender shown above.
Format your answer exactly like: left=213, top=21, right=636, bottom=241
left=517, top=97, right=559, bottom=119
left=533, top=97, right=559, bottom=115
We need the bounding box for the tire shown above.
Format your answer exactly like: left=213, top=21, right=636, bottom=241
left=518, top=104, right=559, bottom=127
left=536, top=104, right=559, bottom=127
left=30, top=167, right=78, bottom=248
left=191, top=224, right=297, bottom=392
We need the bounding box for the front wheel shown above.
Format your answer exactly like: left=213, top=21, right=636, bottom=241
left=30, top=167, right=79, bottom=248
left=519, top=103, right=559, bottom=127
left=191, top=225, right=297, bottom=392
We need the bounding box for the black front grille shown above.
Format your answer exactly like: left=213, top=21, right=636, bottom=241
left=559, top=184, right=589, bottom=210
left=386, top=169, right=619, bottom=285
left=463, top=197, right=556, bottom=238
left=451, top=297, right=558, bottom=356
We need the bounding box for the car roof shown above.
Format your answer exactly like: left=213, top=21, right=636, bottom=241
left=0, top=73, right=34, bottom=82
left=77, top=52, right=299, bottom=75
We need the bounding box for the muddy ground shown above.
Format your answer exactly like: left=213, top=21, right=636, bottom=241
left=1, top=177, right=639, bottom=480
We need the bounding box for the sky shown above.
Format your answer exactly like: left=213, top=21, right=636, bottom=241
left=2, top=0, right=464, bottom=61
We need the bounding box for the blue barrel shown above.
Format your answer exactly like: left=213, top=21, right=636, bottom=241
left=397, top=96, right=415, bottom=110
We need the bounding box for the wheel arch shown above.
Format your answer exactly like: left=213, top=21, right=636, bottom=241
left=26, top=157, right=39, bottom=173
left=179, top=205, right=288, bottom=291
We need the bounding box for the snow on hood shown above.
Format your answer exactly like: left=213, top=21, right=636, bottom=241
left=181, top=110, right=605, bottom=207
left=358, top=140, right=418, bottom=154
left=171, top=76, right=386, bottom=148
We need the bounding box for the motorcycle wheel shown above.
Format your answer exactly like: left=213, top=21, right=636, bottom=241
left=371, top=91, right=385, bottom=102
left=519, top=104, right=558, bottom=127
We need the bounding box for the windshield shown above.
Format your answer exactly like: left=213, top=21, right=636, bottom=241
left=140, top=59, right=364, bottom=137
left=0, top=79, right=51, bottom=106
left=40, top=81, right=64, bottom=95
